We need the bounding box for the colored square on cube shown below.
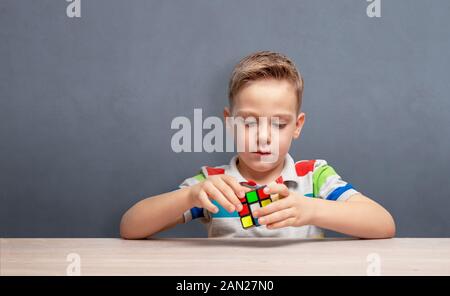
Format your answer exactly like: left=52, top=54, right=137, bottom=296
left=241, top=215, right=254, bottom=228
left=261, top=199, right=272, bottom=207
left=250, top=202, right=261, bottom=214
left=253, top=217, right=260, bottom=226
left=238, top=185, right=273, bottom=229
left=257, top=188, right=270, bottom=200
left=246, top=190, right=258, bottom=203
left=250, top=203, right=261, bottom=226
left=270, top=193, right=280, bottom=201
left=238, top=203, right=250, bottom=216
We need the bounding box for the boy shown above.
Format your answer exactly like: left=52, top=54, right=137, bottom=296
left=120, top=51, right=395, bottom=239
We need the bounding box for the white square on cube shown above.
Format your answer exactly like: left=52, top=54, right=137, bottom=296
left=250, top=203, right=261, bottom=214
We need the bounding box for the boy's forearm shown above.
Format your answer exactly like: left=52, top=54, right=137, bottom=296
left=309, top=194, right=396, bottom=239
left=120, top=187, right=194, bottom=239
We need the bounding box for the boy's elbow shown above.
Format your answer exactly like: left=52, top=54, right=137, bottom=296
left=119, top=215, right=159, bottom=240
left=120, top=225, right=134, bottom=240
left=119, top=215, right=141, bottom=240
left=375, top=212, right=396, bottom=239
left=119, top=220, right=133, bottom=239
left=384, top=215, right=396, bottom=238
left=120, top=224, right=146, bottom=240
left=371, top=202, right=396, bottom=239
left=360, top=211, right=396, bottom=239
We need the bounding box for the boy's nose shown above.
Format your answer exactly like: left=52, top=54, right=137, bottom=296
left=257, top=120, right=271, bottom=145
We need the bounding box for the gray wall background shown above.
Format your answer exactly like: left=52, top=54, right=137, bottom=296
left=1, top=0, right=449, bottom=238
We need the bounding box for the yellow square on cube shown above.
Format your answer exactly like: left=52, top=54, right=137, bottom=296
left=241, top=215, right=253, bottom=228
left=261, top=199, right=272, bottom=207
left=270, top=193, right=280, bottom=201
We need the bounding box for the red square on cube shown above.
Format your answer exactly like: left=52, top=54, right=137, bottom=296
left=238, top=203, right=250, bottom=217
left=257, top=188, right=270, bottom=200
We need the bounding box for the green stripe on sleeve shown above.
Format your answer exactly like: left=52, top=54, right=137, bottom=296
left=193, top=172, right=206, bottom=182
left=313, top=165, right=338, bottom=197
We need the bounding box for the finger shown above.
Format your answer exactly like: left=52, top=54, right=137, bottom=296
left=215, top=178, right=243, bottom=212
left=263, top=183, right=290, bottom=197
left=266, top=217, right=296, bottom=229
left=253, top=197, right=292, bottom=218
left=198, top=190, right=218, bottom=214
left=204, top=181, right=235, bottom=213
left=222, top=175, right=252, bottom=197
left=257, top=208, right=294, bottom=225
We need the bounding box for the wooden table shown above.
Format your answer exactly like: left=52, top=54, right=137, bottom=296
left=1, top=238, right=449, bottom=275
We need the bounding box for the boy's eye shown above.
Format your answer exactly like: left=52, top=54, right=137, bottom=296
left=244, top=119, right=257, bottom=127
left=242, top=120, right=287, bottom=129
left=272, top=122, right=287, bottom=129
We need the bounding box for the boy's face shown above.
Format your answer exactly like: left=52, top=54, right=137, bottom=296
left=224, top=78, right=305, bottom=173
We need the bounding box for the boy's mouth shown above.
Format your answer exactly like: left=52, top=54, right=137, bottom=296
left=252, top=151, right=272, bottom=156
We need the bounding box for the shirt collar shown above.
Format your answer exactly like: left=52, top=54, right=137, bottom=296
left=227, top=153, right=298, bottom=187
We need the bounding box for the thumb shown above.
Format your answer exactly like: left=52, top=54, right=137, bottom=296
left=263, top=183, right=289, bottom=199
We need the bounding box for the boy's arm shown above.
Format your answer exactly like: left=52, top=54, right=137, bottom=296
left=120, top=187, right=193, bottom=239
left=120, top=174, right=248, bottom=239
left=254, top=184, right=396, bottom=239
left=308, top=193, right=396, bottom=239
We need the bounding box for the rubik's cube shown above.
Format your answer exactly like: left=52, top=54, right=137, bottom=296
left=238, top=185, right=273, bottom=229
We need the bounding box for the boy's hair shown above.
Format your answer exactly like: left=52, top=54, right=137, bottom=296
left=228, top=51, right=304, bottom=112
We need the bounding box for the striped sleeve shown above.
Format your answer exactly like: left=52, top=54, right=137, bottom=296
left=312, top=160, right=359, bottom=201
left=179, top=172, right=211, bottom=224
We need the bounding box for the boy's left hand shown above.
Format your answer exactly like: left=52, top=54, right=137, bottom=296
left=252, top=183, right=316, bottom=229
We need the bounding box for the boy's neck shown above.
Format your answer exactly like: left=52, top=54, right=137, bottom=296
left=236, top=156, right=286, bottom=186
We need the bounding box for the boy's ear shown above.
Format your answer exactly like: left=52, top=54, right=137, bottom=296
left=293, top=112, right=305, bottom=139
left=223, top=107, right=231, bottom=119
left=224, top=107, right=235, bottom=136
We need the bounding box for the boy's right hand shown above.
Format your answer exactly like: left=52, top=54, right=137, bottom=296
left=188, top=175, right=251, bottom=214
